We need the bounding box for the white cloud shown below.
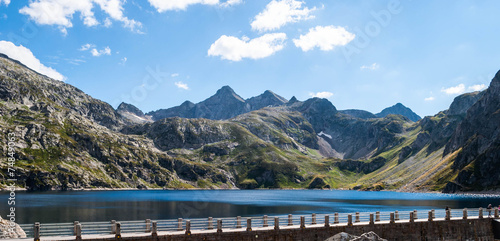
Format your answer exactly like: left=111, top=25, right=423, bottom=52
left=220, top=0, right=242, bottom=7
left=251, top=0, right=315, bottom=32
left=68, top=58, right=86, bottom=65
left=80, top=43, right=112, bottom=57
left=104, top=17, right=112, bottom=27
left=93, top=0, right=142, bottom=32
left=208, top=33, right=287, bottom=61
left=0, top=0, right=10, bottom=6
left=309, top=91, right=333, bottom=99
left=0, top=40, right=65, bottom=81
left=148, top=0, right=219, bottom=12
left=171, top=73, right=179, bottom=77
left=293, top=25, right=355, bottom=52
left=441, top=83, right=487, bottom=95
left=468, top=84, right=486, bottom=92
left=441, top=84, right=466, bottom=95
left=175, top=81, right=189, bottom=90
left=360, top=63, right=379, bottom=71
left=91, top=46, right=111, bottom=57
left=79, top=43, right=95, bottom=51
left=424, top=96, right=435, bottom=101
left=120, top=57, right=127, bottom=64
left=19, top=0, right=142, bottom=34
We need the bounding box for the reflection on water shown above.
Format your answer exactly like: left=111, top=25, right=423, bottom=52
left=0, top=190, right=498, bottom=224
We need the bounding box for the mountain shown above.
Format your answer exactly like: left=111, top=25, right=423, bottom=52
left=0, top=54, right=235, bottom=190
left=116, top=102, right=152, bottom=124
left=147, top=85, right=249, bottom=120
left=0, top=53, right=124, bottom=130
left=338, top=109, right=377, bottom=119
left=0, top=54, right=331, bottom=191
left=285, top=97, right=410, bottom=160
left=146, top=86, right=288, bottom=121
left=354, top=89, right=488, bottom=192
left=376, top=103, right=422, bottom=122
left=1, top=52, right=499, bottom=193
left=246, top=90, right=288, bottom=110
left=442, top=71, right=500, bottom=192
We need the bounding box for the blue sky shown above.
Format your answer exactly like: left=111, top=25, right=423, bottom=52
left=0, top=0, right=499, bottom=117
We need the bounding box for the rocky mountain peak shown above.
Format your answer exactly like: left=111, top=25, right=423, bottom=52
left=214, top=85, right=245, bottom=102
left=116, top=102, right=152, bottom=123
left=180, top=100, right=195, bottom=108
left=117, top=102, right=144, bottom=117
left=376, top=103, right=421, bottom=122
left=246, top=89, right=288, bottom=111
left=492, top=70, right=500, bottom=89
left=289, top=96, right=299, bottom=103
left=292, top=98, right=338, bottom=129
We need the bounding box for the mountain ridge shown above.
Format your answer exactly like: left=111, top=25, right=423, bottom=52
left=0, top=53, right=498, bottom=193
left=138, top=87, right=421, bottom=124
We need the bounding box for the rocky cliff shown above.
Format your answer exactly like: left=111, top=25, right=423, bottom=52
left=442, top=71, right=500, bottom=192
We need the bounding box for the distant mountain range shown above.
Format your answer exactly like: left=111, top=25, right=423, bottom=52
left=0, top=53, right=498, bottom=193
left=120, top=85, right=421, bottom=124
left=142, top=86, right=288, bottom=121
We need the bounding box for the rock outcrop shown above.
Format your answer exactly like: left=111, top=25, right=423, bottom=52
left=0, top=216, right=26, bottom=239
left=116, top=102, right=152, bottom=123
left=325, top=231, right=387, bottom=241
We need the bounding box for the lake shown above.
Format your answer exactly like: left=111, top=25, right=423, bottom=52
left=1, top=190, right=499, bottom=224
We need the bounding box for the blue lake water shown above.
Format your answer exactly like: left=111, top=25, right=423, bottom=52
left=1, top=190, right=499, bottom=224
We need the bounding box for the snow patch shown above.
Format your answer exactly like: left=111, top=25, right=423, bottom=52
left=318, top=131, right=332, bottom=139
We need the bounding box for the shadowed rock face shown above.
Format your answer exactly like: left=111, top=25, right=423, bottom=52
left=446, top=91, right=485, bottom=116
left=376, top=103, right=421, bottom=122
left=443, top=70, right=500, bottom=192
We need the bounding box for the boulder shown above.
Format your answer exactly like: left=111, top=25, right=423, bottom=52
left=0, top=216, right=26, bottom=239
left=325, top=231, right=387, bottom=241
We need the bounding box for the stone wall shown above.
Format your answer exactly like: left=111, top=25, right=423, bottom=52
left=84, top=218, right=494, bottom=241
